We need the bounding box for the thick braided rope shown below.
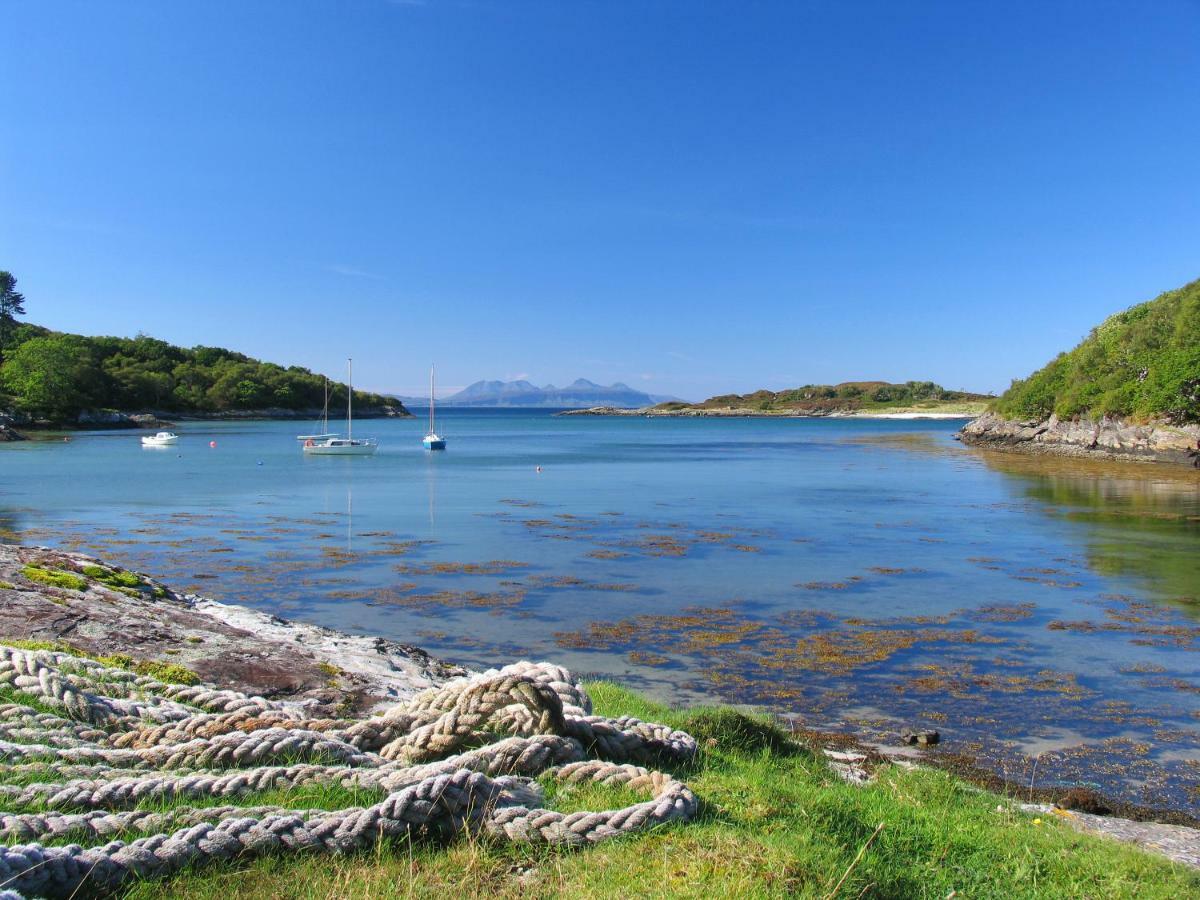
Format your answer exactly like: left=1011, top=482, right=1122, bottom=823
left=0, top=647, right=698, bottom=899
left=0, top=736, right=584, bottom=814
left=0, top=650, right=273, bottom=729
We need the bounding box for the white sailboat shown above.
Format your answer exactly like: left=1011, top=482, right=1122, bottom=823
left=296, top=377, right=338, bottom=442
left=302, top=359, right=379, bottom=456
left=422, top=365, right=446, bottom=450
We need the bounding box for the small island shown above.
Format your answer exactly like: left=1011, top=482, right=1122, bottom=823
left=561, top=380, right=990, bottom=418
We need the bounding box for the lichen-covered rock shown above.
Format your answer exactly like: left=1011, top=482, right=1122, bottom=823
left=959, top=412, right=1200, bottom=466
left=0, top=544, right=464, bottom=714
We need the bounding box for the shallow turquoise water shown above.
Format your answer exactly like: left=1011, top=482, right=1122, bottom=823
left=3, top=411, right=1199, bottom=810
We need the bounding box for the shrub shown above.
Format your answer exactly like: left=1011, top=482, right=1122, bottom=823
left=993, top=278, right=1200, bottom=423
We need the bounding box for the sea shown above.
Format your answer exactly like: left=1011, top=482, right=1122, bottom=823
left=2, top=409, right=1198, bottom=811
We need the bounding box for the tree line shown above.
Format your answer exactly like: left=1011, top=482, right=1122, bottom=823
left=0, top=272, right=403, bottom=423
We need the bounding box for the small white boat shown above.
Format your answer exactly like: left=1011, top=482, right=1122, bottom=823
left=423, top=365, right=447, bottom=451
left=303, top=359, right=378, bottom=456
left=141, top=431, right=179, bottom=447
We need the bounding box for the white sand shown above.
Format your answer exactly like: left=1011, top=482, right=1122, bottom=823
left=846, top=412, right=977, bottom=420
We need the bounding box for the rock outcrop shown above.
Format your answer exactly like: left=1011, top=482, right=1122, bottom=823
left=959, top=412, right=1200, bottom=466
left=0, top=544, right=463, bottom=715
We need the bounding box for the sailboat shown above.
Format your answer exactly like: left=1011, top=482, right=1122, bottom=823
left=296, top=377, right=338, bottom=441
left=302, top=359, right=379, bottom=456
left=422, top=365, right=446, bottom=450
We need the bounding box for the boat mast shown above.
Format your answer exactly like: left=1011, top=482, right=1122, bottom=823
left=322, top=377, right=329, bottom=433
left=429, top=365, right=435, bottom=434
left=347, top=358, right=353, bottom=441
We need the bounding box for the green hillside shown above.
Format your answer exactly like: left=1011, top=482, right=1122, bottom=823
left=993, top=278, right=1200, bottom=425
left=0, top=322, right=404, bottom=423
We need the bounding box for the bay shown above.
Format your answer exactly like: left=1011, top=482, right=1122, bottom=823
left=3, top=410, right=1198, bottom=811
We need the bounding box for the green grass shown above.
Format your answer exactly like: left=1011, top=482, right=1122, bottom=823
left=20, top=564, right=88, bottom=592
left=106, top=683, right=1197, bottom=899
left=81, top=564, right=142, bottom=588
left=0, top=682, right=69, bottom=718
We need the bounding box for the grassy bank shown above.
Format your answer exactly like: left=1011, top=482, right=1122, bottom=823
left=56, top=684, right=1189, bottom=899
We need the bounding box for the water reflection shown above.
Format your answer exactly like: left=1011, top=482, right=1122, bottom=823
left=979, top=451, right=1200, bottom=607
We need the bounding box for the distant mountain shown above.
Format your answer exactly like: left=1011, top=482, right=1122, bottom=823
left=396, top=378, right=682, bottom=408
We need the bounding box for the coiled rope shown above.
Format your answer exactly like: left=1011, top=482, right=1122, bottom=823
left=0, top=647, right=698, bottom=898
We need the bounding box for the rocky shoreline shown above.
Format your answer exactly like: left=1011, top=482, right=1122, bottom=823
left=0, top=544, right=461, bottom=716
left=959, top=412, right=1200, bottom=467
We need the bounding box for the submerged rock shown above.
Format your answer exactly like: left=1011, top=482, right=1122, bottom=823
left=1056, top=787, right=1113, bottom=816
left=900, top=728, right=940, bottom=746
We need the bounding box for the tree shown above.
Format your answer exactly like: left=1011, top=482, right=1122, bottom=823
left=0, top=334, right=103, bottom=420
left=0, top=271, right=27, bottom=359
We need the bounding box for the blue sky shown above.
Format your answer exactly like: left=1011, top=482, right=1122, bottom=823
left=3, top=1, right=1199, bottom=399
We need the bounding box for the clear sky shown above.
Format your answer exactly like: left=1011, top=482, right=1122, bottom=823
left=3, top=1, right=1199, bottom=399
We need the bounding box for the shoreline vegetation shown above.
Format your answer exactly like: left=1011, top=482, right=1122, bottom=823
left=560, top=381, right=991, bottom=419
left=0, top=312, right=411, bottom=428
left=1, top=544, right=1197, bottom=895
left=959, top=278, right=1200, bottom=467
left=4, top=405, right=411, bottom=435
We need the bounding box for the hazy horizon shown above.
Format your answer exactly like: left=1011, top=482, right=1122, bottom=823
left=4, top=2, right=1199, bottom=399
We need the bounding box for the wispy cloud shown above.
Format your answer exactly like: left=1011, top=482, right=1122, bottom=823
left=326, top=264, right=384, bottom=280
left=506, top=372, right=531, bottom=381
left=666, top=350, right=691, bottom=361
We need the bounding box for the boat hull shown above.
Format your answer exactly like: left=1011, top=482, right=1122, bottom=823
left=422, top=437, right=446, bottom=451
left=303, top=441, right=378, bottom=456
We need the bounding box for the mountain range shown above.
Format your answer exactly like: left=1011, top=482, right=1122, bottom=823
left=395, top=378, right=682, bottom=408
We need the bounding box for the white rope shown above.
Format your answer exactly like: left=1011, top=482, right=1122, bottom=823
left=0, top=647, right=698, bottom=898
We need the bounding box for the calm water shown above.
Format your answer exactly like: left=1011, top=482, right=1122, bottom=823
left=3, top=410, right=1199, bottom=810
